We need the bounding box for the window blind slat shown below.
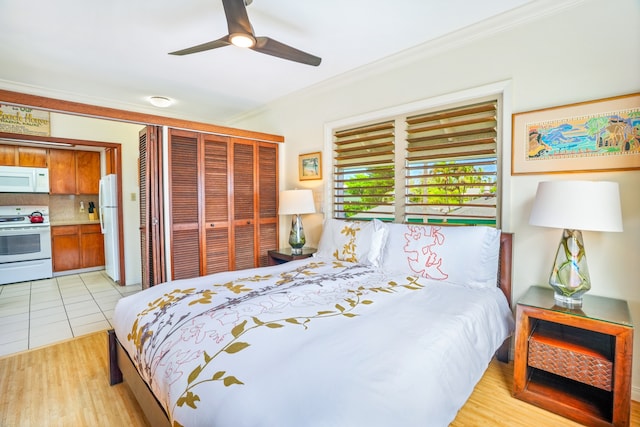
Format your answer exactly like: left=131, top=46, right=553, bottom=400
left=335, top=142, right=394, bottom=153
left=335, top=159, right=396, bottom=169
left=408, top=116, right=495, bottom=133
left=336, top=151, right=395, bottom=161
left=334, top=134, right=395, bottom=146
left=406, top=159, right=495, bottom=169
left=335, top=122, right=394, bottom=138
left=407, top=133, right=496, bottom=146
left=406, top=103, right=496, bottom=125
left=407, top=149, right=497, bottom=162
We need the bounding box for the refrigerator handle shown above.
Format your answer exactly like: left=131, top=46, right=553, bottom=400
left=99, top=178, right=106, bottom=233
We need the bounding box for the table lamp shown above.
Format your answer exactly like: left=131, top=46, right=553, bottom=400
left=529, top=180, right=623, bottom=307
left=279, top=189, right=315, bottom=254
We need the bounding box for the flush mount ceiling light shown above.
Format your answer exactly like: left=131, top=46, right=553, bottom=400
left=149, top=96, right=173, bottom=108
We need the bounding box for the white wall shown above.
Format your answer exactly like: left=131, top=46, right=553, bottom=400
left=232, top=0, right=640, bottom=397
left=50, top=114, right=143, bottom=285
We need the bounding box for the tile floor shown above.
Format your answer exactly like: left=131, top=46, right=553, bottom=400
left=0, top=270, right=142, bottom=358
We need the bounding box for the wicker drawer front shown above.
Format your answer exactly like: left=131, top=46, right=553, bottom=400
left=528, top=336, right=613, bottom=391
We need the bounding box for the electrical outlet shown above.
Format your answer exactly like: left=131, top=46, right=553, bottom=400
left=131, top=192, right=137, bottom=201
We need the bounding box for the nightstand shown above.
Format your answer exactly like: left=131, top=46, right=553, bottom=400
left=513, top=286, right=633, bottom=427
left=267, top=247, right=316, bottom=265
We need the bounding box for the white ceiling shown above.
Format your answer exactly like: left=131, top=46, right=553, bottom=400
left=0, top=0, right=538, bottom=125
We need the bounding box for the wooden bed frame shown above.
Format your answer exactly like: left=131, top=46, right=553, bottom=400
left=108, top=232, right=513, bottom=427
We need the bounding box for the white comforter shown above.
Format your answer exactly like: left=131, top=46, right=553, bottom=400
left=113, top=257, right=514, bottom=427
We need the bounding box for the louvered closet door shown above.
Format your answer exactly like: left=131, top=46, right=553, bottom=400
left=258, top=142, right=278, bottom=267
left=169, top=130, right=200, bottom=280
left=232, top=140, right=256, bottom=270
left=203, top=135, right=231, bottom=274
left=139, top=129, right=150, bottom=287
left=139, top=126, right=165, bottom=288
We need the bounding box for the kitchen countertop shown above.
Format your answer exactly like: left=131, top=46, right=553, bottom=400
left=50, top=219, right=101, bottom=226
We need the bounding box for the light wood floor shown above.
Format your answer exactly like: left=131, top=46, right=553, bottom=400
left=452, top=359, right=640, bottom=426
left=0, top=331, right=150, bottom=426
left=1, top=331, right=638, bottom=426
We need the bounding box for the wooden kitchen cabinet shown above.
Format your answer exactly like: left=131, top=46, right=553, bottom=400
left=76, top=150, right=100, bottom=194
left=49, top=149, right=100, bottom=194
left=0, top=144, right=47, bottom=167
left=49, top=149, right=77, bottom=194
left=105, top=147, right=116, bottom=175
left=52, top=225, right=82, bottom=272
left=52, top=224, right=105, bottom=272
left=80, top=223, right=105, bottom=267
left=0, top=145, right=13, bottom=166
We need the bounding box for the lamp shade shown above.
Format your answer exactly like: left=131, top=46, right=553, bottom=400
left=529, top=180, right=623, bottom=232
left=279, top=189, right=315, bottom=215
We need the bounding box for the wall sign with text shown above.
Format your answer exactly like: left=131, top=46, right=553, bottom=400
left=0, top=104, right=51, bottom=136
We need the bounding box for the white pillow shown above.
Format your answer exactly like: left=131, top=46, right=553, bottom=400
left=315, top=218, right=387, bottom=266
left=380, top=223, right=501, bottom=288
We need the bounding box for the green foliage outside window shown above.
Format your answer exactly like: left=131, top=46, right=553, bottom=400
left=340, top=161, right=495, bottom=219
left=340, top=169, right=394, bottom=218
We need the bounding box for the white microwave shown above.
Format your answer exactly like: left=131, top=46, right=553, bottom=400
left=0, top=166, right=50, bottom=193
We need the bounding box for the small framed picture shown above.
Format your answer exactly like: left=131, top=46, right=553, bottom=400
left=299, top=152, right=322, bottom=180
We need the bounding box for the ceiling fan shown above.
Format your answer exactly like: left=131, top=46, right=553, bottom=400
left=169, top=0, right=321, bottom=66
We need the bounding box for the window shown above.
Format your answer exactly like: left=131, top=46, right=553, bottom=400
left=404, top=99, right=498, bottom=225
left=332, top=96, right=500, bottom=226
left=333, top=120, right=396, bottom=219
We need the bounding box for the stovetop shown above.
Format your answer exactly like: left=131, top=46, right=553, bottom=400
left=0, top=205, right=50, bottom=228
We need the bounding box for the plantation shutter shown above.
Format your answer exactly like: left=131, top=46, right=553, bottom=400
left=203, top=135, right=231, bottom=275
left=169, top=131, right=201, bottom=279
left=139, top=125, right=165, bottom=288
left=332, top=121, right=395, bottom=220
left=404, top=100, right=498, bottom=225
left=233, top=140, right=256, bottom=270
left=257, top=143, right=278, bottom=267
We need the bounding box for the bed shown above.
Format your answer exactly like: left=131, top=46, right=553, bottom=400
left=109, top=220, right=514, bottom=427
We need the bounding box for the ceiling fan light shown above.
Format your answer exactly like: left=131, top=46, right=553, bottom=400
left=149, top=96, right=172, bottom=108
left=230, top=33, right=255, bottom=48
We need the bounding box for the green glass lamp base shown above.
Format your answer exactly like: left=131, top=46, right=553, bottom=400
left=549, top=229, right=590, bottom=308
left=288, top=214, right=306, bottom=255
left=552, top=292, right=584, bottom=308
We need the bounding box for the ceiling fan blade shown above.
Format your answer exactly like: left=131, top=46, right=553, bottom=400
left=222, top=0, right=254, bottom=35
left=169, top=36, right=231, bottom=56
left=252, top=37, right=321, bottom=66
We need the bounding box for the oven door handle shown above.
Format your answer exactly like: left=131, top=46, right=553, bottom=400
left=0, top=226, right=51, bottom=235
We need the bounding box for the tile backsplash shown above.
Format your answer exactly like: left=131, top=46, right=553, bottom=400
left=49, top=194, right=100, bottom=222
left=0, top=193, right=49, bottom=207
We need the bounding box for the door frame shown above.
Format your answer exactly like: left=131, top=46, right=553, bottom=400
left=0, top=131, right=126, bottom=284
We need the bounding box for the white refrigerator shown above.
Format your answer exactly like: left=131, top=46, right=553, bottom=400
left=99, top=174, right=120, bottom=282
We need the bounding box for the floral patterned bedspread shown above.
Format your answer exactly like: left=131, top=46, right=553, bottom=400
left=113, top=257, right=513, bottom=427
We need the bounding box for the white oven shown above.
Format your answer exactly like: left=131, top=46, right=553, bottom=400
left=0, top=206, right=53, bottom=285
left=0, top=225, right=52, bottom=262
